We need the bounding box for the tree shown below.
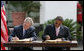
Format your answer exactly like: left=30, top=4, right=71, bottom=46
left=8, top=1, right=40, bottom=16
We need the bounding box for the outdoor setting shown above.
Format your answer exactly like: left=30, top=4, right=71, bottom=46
left=1, top=1, right=83, bottom=50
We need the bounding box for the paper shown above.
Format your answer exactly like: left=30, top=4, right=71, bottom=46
left=32, top=41, right=42, bottom=43
left=44, top=38, right=71, bottom=43
left=12, top=38, right=32, bottom=43
left=71, top=41, right=78, bottom=43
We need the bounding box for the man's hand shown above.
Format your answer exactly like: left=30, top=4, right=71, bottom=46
left=55, top=38, right=62, bottom=41
left=45, top=35, right=50, bottom=40
left=12, top=36, right=19, bottom=40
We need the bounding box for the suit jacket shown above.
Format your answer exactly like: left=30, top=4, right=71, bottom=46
left=42, top=24, right=72, bottom=41
left=8, top=25, right=37, bottom=41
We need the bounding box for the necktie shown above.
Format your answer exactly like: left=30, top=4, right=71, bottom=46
left=23, top=30, right=26, bottom=37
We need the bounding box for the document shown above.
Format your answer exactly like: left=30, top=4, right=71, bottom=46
left=12, top=38, right=32, bottom=43
left=44, top=38, right=70, bottom=43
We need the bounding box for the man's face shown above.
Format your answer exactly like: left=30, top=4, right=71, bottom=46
left=23, top=22, right=31, bottom=30
left=55, top=20, right=62, bottom=28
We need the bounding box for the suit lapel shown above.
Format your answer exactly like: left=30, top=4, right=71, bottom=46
left=58, top=25, right=63, bottom=37
left=53, top=24, right=56, bottom=36
left=20, top=25, right=23, bottom=37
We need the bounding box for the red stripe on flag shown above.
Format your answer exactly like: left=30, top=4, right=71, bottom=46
left=1, top=42, right=6, bottom=50
left=1, top=6, right=6, bottom=16
left=1, top=29, right=7, bottom=42
left=1, top=11, right=6, bottom=26
left=1, top=19, right=8, bottom=42
left=1, top=13, right=8, bottom=40
left=1, top=1, right=8, bottom=50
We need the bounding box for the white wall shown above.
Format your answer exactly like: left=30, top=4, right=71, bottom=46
left=40, top=1, right=46, bottom=24
left=40, top=1, right=78, bottom=24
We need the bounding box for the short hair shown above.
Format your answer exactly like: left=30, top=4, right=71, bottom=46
left=55, top=16, right=63, bottom=22
left=24, top=17, right=34, bottom=25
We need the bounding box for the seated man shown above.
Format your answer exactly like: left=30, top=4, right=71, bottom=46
left=42, top=16, right=72, bottom=50
left=8, top=17, right=37, bottom=50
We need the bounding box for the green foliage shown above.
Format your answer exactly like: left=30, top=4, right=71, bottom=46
left=43, top=19, right=55, bottom=29
left=39, top=18, right=82, bottom=40
left=8, top=1, right=40, bottom=15
left=62, top=19, right=81, bottom=40
left=38, top=31, right=44, bottom=38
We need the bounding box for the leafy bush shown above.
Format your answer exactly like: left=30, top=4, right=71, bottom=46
left=62, top=19, right=81, bottom=40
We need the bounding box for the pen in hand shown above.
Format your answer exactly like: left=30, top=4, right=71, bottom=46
left=12, top=35, right=19, bottom=40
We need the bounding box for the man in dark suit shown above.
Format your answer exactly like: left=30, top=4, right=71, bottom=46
left=42, top=16, right=72, bottom=50
left=8, top=17, right=37, bottom=50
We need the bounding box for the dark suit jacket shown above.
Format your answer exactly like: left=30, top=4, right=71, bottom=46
left=42, top=24, right=71, bottom=41
left=8, top=25, right=37, bottom=41
left=8, top=25, right=37, bottom=50
left=42, top=24, right=72, bottom=50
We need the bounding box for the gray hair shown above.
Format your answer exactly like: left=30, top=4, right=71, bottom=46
left=24, top=17, right=34, bottom=25
left=55, top=16, right=63, bottom=22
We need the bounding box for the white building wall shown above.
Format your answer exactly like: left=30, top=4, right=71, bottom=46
left=40, top=1, right=46, bottom=24
left=40, top=1, right=78, bottom=24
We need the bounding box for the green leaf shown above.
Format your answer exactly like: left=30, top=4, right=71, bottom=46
left=8, top=1, right=40, bottom=15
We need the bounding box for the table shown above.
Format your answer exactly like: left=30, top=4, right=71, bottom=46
left=3, top=41, right=78, bottom=50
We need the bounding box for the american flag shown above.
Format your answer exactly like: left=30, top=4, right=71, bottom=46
left=1, top=1, right=8, bottom=50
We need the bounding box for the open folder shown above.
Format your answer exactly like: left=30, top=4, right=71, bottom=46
left=11, top=38, right=32, bottom=43
left=44, top=38, right=71, bottom=43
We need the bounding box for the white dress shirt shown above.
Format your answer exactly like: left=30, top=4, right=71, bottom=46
left=56, top=26, right=60, bottom=36
left=23, top=28, right=26, bottom=37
